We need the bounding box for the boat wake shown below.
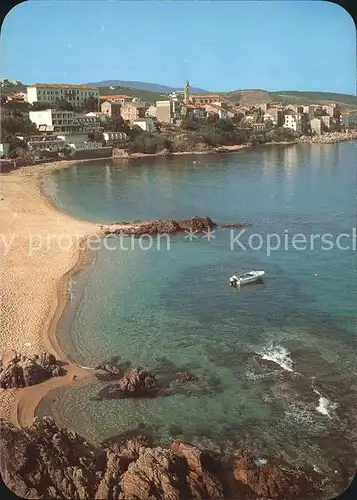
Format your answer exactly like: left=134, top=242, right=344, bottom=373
left=255, top=344, right=294, bottom=372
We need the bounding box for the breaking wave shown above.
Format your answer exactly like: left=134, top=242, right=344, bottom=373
left=255, top=344, right=294, bottom=372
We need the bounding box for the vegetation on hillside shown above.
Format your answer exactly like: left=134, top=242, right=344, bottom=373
left=98, top=86, right=168, bottom=103
left=119, top=117, right=300, bottom=154
left=269, top=90, right=357, bottom=108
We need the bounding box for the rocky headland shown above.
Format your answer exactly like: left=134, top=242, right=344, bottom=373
left=0, top=416, right=323, bottom=500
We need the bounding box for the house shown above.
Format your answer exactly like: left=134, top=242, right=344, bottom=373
left=320, top=115, right=332, bottom=130
left=146, top=105, right=157, bottom=118
left=263, top=109, right=283, bottom=125
left=120, top=102, right=145, bottom=123
left=205, top=104, right=228, bottom=120
left=0, top=143, right=10, bottom=157
left=257, top=103, right=269, bottom=113
left=29, top=109, right=75, bottom=133
left=307, top=105, right=322, bottom=119
left=322, top=104, right=337, bottom=117
left=133, top=118, right=156, bottom=133
left=99, top=95, right=131, bottom=104
left=27, top=84, right=99, bottom=109
left=101, top=101, right=121, bottom=118
left=7, top=92, right=26, bottom=102
left=85, top=112, right=108, bottom=123
left=103, top=131, right=127, bottom=144
left=190, top=94, right=221, bottom=105
left=283, top=114, right=302, bottom=132
left=251, top=122, right=266, bottom=132
left=310, top=118, right=322, bottom=135
left=181, top=104, right=206, bottom=119
left=156, top=100, right=172, bottom=123
left=341, top=111, right=357, bottom=129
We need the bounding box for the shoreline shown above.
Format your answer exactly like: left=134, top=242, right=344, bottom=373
left=0, top=160, right=107, bottom=427
left=1, top=136, right=356, bottom=429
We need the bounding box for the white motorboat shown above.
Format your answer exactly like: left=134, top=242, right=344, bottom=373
left=229, top=270, right=265, bottom=286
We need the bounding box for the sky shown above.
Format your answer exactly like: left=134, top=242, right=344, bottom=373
left=0, top=0, right=356, bottom=94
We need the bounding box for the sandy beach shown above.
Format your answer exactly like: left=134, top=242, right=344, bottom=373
left=0, top=159, right=109, bottom=426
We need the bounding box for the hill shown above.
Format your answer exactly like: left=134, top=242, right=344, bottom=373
left=224, top=89, right=357, bottom=109
left=97, top=85, right=169, bottom=103
left=269, top=90, right=357, bottom=108
left=88, top=80, right=207, bottom=94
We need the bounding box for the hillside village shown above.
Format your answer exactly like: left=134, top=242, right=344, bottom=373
left=1, top=78, right=357, bottom=164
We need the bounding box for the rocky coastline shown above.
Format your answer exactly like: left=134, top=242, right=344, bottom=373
left=1, top=156, right=356, bottom=499
left=0, top=415, right=323, bottom=499
left=296, top=130, right=357, bottom=144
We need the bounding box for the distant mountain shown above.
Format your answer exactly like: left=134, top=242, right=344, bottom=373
left=86, top=80, right=208, bottom=94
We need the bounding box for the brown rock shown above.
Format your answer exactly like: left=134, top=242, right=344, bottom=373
left=171, top=442, right=224, bottom=499
left=104, top=368, right=159, bottom=399
left=121, top=447, right=188, bottom=500
left=178, top=372, right=198, bottom=383
left=232, top=452, right=316, bottom=499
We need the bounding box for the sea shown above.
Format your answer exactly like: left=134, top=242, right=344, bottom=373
left=39, top=142, right=357, bottom=485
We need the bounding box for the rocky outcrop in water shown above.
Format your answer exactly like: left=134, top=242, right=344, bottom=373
left=98, top=368, right=159, bottom=399
left=0, top=417, right=323, bottom=500
left=104, top=216, right=216, bottom=237
left=0, top=351, right=65, bottom=389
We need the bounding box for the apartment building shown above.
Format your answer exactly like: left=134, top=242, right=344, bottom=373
left=27, top=84, right=99, bottom=108
left=73, top=115, right=103, bottom=132
left=29, top=109, right=75, bottom=132
left=283, top=114, right=302, bottom=132
left=27, top=135, right=67, bottom=152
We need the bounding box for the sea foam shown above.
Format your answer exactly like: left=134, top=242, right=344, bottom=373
left=315, top=395, right=338, bottom=419
left=255, top=344, right=294, bottom=372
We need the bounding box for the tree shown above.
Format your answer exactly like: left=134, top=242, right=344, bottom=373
left=181, top=117, right=200, bottom=131
left=206, top=113, right=219, bottom=123
left=30, top=102, right=53, bottom=111
left=55, top=99, right=74, bottom=111
left=104, top=116, right=127, bottom=133
left=1, top=116, right=37, bottom=137
left=3, top=100, right=29, bottom=117
left=277, top=112, right=285, bottom=127
left=83, top=96, right=99, bottom=113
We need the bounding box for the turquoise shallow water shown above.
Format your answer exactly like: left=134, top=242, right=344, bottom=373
left=40, top=143, right=357, bottom=476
